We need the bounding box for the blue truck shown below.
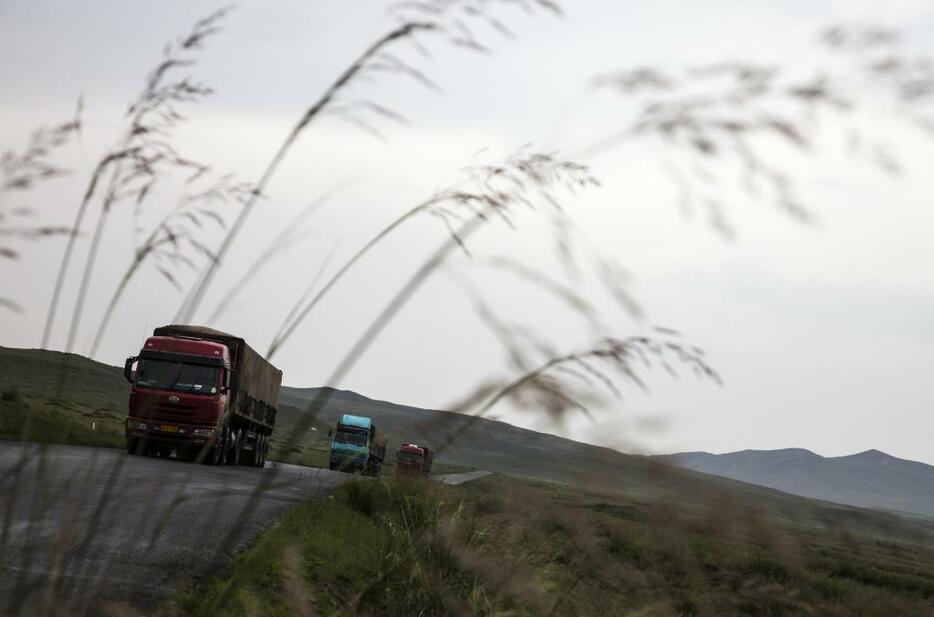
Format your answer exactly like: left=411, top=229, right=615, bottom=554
left=328, top=414, right=386, bottom=476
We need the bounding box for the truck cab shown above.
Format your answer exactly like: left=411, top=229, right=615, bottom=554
left=125, top=335, right=231, bottom=459
left=329, top=414, right=384, bottom=476
left=396, top=443, right=433, bottom=475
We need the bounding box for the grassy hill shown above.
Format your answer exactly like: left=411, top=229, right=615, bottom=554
left=0, top=347, right=129, bottom=448
left=279, top=384, right=686, bottom=486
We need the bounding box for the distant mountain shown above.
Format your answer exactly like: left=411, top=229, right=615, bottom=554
left=658, top=448, right=934, bottom=518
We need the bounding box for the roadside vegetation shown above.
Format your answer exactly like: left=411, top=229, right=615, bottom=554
left=0, top=394, right=123, bottom=449
left=0, top=348, right=126, bottom=448
left=174, top=474, right=934, bottom=617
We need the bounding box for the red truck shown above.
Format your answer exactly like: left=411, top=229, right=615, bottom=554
left=396, top=443, right=433, bottom=475
left=123, top=325, right=281, bottom=466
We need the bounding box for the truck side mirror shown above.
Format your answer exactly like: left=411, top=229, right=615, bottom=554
left=123, top=357, right=137, bottom=383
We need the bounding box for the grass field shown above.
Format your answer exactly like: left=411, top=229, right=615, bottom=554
left=0, top=394, right=124, bottom=449
left=172, top=474, right=934, bottom=616
left=0, top=347, right=129, bottom=448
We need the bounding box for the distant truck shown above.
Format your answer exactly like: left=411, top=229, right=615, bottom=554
left=328, top=414, right=386, bottom=476
left=123, top=325, right=281, bottom=467
left=396, top=443, right=433, bottom=476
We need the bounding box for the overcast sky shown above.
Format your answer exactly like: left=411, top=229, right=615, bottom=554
left=2, top=0, right=933, bottom=464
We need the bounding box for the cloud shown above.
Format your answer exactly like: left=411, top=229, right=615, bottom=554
left=829, top=0, right=934, bottom=24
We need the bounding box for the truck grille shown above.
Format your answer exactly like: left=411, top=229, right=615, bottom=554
left=134, top=403, right=201, bottom=424
left=152, top=403, right=197, bottom=413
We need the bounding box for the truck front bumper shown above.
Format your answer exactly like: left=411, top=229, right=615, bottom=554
left=329, top=454, right=366, bottom=472
left=125, top=417, right=217, bottom=447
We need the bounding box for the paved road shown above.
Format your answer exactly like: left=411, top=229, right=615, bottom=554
left=433, top=470, right=492, bottom=486
left=0, top=442, right=348, bottom=616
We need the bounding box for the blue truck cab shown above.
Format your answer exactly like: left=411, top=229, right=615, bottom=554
left=328, top=414, right=385, bottom=476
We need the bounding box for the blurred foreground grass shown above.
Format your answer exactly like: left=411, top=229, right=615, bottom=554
left=171, top=475, right=934, bottom=617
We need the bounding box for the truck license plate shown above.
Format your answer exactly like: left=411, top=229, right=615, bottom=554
left=159, top=424, right=179, bottom=433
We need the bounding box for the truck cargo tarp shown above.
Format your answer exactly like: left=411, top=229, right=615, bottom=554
left=152, top=325, right=282, bottom=408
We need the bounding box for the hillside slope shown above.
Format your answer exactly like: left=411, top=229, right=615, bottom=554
left=0, top=346, right=330, bottom=461
left=0, top=349, right=720, bottom=500
left=661, top=448, right=934, bottom=518
left=2, top=346, right=933, bottom=540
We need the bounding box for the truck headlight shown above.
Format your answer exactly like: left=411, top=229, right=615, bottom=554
left=128, top=421, right=147, bottom=431
left=192, top=428, right=215, bottom=438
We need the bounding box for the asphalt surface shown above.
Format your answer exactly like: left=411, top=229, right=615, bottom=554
left=434, top=470, right=492, bottom=486
left=0, top=442, right=348, bottom=616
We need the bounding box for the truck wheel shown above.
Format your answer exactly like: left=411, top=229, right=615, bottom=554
left=212, top=443, right=224, bottom=465
left=205, top=425, right=230, bottom=466
left=227, top=427, right=242, bottom=466
left=126, top=439, right=138, bottom=455
left=202, top=436, right=224, bottom=466
left=253, top=433, right=265, bottom=467
left=241, top=432, right=257, bottom=467
left=257, top=435, right=267, bottom=468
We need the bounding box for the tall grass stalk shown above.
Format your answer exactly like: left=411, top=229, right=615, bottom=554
left=432, top=332, right=720, bottom=462
left=205, top=183, right=351, bottom=324
left=42, top=7, right=228, bottom=351
left=88, top=174, right=251, bottom=357
left=266, top=151, right=596, bottom=358
left=176, top=21, right=436, bottom=324
left=580, top=29, right=934, bottom=234
left=178, top=0, right=563, bottom=324
left=268, top=244, right=340, bottom=349
left=41, top=149, right=128, bottom=348
left=0, top=110, right=82, bottom=315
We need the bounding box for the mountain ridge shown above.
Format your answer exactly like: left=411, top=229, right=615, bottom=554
left=659, top=447, right=934, bottom=518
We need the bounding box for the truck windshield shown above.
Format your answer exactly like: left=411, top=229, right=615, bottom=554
left=136, top=359, right=219, bottom=394
left=398, top=452, right=423, bottom=463
left=334, top=430, right=367, bottom=447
